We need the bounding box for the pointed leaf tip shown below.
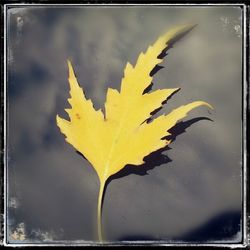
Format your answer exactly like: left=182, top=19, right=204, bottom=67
left=67, top=60, right=75, bottom=79
left=56, top=114, right=61, bottom=126
left=186, top=23, right=198, bottom=30
left=200, top=101, right=213, bottom=110
left=179, top=23, right=197, bottom=33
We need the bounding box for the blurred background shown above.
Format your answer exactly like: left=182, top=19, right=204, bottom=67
left=7, top=5, right=243, bottom=243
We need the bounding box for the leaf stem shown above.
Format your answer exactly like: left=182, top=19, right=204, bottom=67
left=97, top=180, right=105, bottom=242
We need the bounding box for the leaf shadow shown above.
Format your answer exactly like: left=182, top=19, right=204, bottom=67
left=75, top=116, right=213, bottom=222
left=105, top=116, right=213, bottom=187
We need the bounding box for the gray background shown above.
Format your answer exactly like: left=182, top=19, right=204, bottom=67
left=7, top=6, right=242, bottom=243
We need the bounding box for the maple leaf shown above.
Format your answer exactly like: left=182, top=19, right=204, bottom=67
left=56, top=24, right=213, bottom=241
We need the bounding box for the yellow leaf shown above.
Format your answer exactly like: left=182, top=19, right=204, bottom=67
left=56, top=24, right=212, bottom=241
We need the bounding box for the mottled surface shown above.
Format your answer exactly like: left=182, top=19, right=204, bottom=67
left=7, top=6, right=242, bottom=243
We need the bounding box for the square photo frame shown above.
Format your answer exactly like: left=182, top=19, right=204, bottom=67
left=1, top=2, right=249, bottom=247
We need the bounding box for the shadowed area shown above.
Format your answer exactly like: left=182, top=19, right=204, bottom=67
left=118, top=210, right=241, bottom=242
left=176, top=210, right=241, bottom=242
